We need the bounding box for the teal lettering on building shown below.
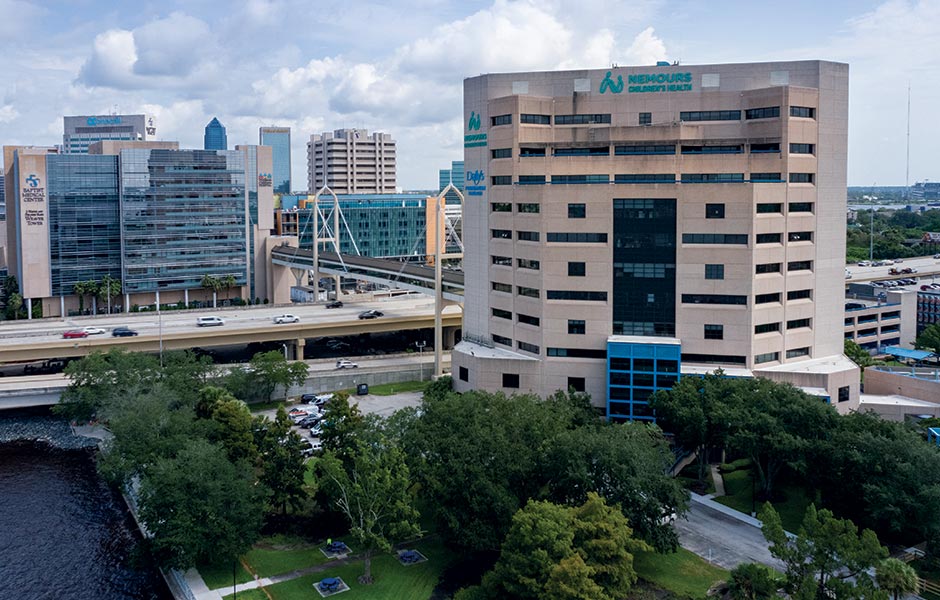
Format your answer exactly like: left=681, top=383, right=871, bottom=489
left=465, top=110, right=486, bottom=147
left=600, top=71, right=694, bottom=94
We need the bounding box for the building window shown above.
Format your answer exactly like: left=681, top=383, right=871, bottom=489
left=493, top=334, right=512, bottom=347
left=638, top=112, right=651, bottom=125
left=568, top=319, right=586, bottom=334
left=789, top=173, right=815, bottom=184
left=491, top=114, right=512, bottom=126
left=756, top=233, right=782, bottom=244
left=517, top=258, right=540, bottom=270
left=788, top=260, right=813, bottom=272
left=751, top=142, right=781, bottom=153
left=682, top=145, right=743, bottom=154
left=680, top=110, right=741, bottom=121
left=614, top=174, right=676, bottom=183
left=787, top=318, right=812, bottom=330
left=491, top=148, right=512, bottom=159
left=518, top=313, right=540, bottom=326
left=568, top=203, right=586, bottom=218
left=789, top=202, right=814, bottom=213
left=790, top=106, right=816, bottom=118
left=788, top=289, right=812, bottom=301
left=705, top=264, right=725, bottom=280
left=491, top=202, right=512, bottom=212
left=681, top=294, right=747, bottom=305
left=517, top=231, right=540, bottom=242
left=548, top=348, right=606, bottom=358
left=555, top=114, right=611, bottom=125
left=492, top=308, right=512, bottom=320
left=548, top=290, right=608, bottom=301
left=519, top=147, right=546, bottom=157
left=751, top=172, right=783, bottom=182
left=615, top=144, right=674, bottom=155
left=551, top=174, right=609, bottom=184
left=756, top=203, right=783, bottom=214
left=567, top=377, right=586, bottom=392
left=517, top=286, right=540, bottom=298
left=789, top=143, right=815, bottom=154
left=520, top=113, right=551, bottom=125
left=681, top=173, right=745, bottom=183
left=704, top=324, right=724, bottom=340
left=517, top=341, right=540, bottom=354
left=786, top=347, right=810, bottom=359
left=459, top=366, right=468, bottom=382
left=491, top=229, right=512, bottom=239
left=755, top=292, right=782, bottom=304
left=547, top=232, right=607, bottom=243
left=502, top=373, right=520, bottom=388
left=682, top=233, right=748, bottom=245
left=568, top=262, right=586, bottom=277
left=838, top=386, right=850, bottom=403
left=706, top=203, right=725, bottom=219
left=754, top=351, right=780, bottom=364
left=745, top=106, right=780, bottom=120
left=756, top=263, right=782, bottom=274
left=491, top=176, right=511, bottom=185
left=491, top=255, right=512, bottom=266
left=517, top=203, right=540, bottom=213
left=518, top=175, right=546, bottom=185
left=491, top=282, right=512, bottom=293
left=554, top=146, right=610, bottom=156
left=788, top=232, right=813, bottom=243
left=755, top=322, right=781, bottom=334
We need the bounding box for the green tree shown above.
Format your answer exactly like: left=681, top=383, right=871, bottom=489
left=844, top=339, right=874, bottom=368
left=74, top=279, right=99, bottom=314
left=541, top=423, right=688, bottom=552
left=55, top=349, right=162, bottom=421
left=221, top=274, right=237, bottom=301
left=760, top=503, right=888, bottom=600
left=137, top=439, right=264, bottom=570
left=317, top=426, right=421, bottom=584
left=916, top=323, right=940, bottom=355
left=728, top=563, right=778, bottom=600
left=201, top=274, right=220, bottom=306
left=6, top=292, right=22, bottom=320
left=224, top=351, right=309, bottom=403
left=544, top=554, right=607, bottom=600
left=256, top=407, right=308, bottom=515
left=204, top=390, right=257, bottom=463
left=97, top=274, right=122, bottom=314
left=875, top=558, right=918, bottom=600
left=319, top=392, right=364, bottom=460
left=0, top=275, right=19, bottom=317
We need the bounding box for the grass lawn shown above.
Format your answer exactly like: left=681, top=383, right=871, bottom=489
left=245, top=534, right=331, bottom=578
left=714, top=468, right=812, bottom=532
left=346, top=380, right=430, bottom=396
left=676, top=463, right=716, bottom=495
left=199, top=561, right=253, bottom=590
left=222, top=539, right=454, bottom=600
left=248, top=400, right=288, bottom=413
left=634, top=547, right=729, bottom=599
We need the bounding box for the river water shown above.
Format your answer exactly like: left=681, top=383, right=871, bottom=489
left=0, top=413, right=171, bottom=599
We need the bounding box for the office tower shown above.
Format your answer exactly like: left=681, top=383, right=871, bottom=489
left=307, top=129, right=396, bottom=194
left=453, top=60, right=859, bottom=417
left=204, top=117, right=228, bottom=150
left=439, top=161, right=465, bottom=193
left=63, top=114, right=153, bottom=154
left=260, top=126, right=291, bottom=194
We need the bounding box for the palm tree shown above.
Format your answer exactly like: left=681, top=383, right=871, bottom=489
left=876, top=558, right=918, bottom=600
left=200, top=274, right=219, bottom=307
left=73, top=280, right=98, bottom=315
left=98, top=275, right=121, bottom=314
left=221, top=275, right=237, bottom=301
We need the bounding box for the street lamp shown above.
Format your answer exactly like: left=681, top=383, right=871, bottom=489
left=415, top=341, right=426, bottom=354
left=281, top=343, right=289, bottom=360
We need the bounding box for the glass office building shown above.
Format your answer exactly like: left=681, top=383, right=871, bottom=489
left=47, top=155, right=122, bottom=297
left=119, top=149, right=248, bottom=293
left=260, top=127, right=291, bottom=194
left=204, top=117, right=228, bottom=150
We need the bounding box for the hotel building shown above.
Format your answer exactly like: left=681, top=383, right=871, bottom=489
left=452, top=60, right=860, bottom=417
left=307, top=129, right=397, bottom=194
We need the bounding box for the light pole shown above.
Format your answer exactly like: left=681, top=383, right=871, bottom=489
left=158, top=307, right=164, bottom=367
left=281, top=343, right=289, bottom=360
left=415, top=341, right=426, bottom=354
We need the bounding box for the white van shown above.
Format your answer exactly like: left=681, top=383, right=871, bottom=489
left=196, top=316, right=225, bottom=327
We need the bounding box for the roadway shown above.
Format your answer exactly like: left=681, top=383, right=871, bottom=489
left=845, top=253, right=940, bottom=283
left=0, top=296, right=463, bottom=363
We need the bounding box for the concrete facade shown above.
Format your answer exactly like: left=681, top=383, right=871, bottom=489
left=307, top=129, right=397, bottom=194
left=63, top=114, right=152, bottom=154
left=844, top=289, right=917, bottom=352
left=453, top=60, right=859, bottom=413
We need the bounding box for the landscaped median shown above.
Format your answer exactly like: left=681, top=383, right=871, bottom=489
left=712, top=459, right=812, bottom=532
left=633, top=548, right=729, bottom=598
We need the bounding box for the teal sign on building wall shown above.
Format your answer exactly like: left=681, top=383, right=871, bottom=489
left=464, top=111, right=487, bottom=148
left=600, top=71, right=693, bottom=94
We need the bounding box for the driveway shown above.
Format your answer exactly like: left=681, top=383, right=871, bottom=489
left=674, top=495, right=785, bottom=571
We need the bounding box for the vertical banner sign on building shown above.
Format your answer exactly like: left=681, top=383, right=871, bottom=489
left=18, top=153, right=52, bottom=299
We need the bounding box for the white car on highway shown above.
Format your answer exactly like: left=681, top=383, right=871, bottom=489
left=335, top=359, right=358, bottom=369
left=272, top=314, right=299, bottom=324
left=82, top=326, right=106, bottom=335
left=196, top=316, right=225, bottom=327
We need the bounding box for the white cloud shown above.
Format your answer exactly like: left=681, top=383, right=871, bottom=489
left=78, top=29, right=138, bottom=89
left=133, top=12, right=213, bottom=77
left=0, top=0, right=45, bottom=40
left=623, top=27, right=667, bottom=66
left=0, top=104, right=19, bottom=123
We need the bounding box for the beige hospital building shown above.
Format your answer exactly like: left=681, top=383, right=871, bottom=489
left=452, top=60, right=860, bottom=418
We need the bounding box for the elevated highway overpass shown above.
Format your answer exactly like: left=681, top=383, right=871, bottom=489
left=845, top=254, right=940, bottom=284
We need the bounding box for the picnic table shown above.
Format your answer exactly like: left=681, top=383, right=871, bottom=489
left=325, top=541, right=348, bottom=553
left=318, top=577, right=340, bottom=592
left=400, top=550, right=421, bottom=563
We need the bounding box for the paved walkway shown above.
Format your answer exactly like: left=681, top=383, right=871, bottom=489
left=187, top=554, right=359, bottom=600
left=710, top=465, right=726, bottom=497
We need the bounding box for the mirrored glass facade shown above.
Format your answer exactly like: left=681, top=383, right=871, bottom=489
left=119, top=149, right=248, bottom=293
left=260, top=127, right=291, bottom=194
left=204, top=117, right=228, bottom=150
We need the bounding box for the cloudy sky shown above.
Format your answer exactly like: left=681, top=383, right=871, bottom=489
left=1, top=0, right=938, bottom=190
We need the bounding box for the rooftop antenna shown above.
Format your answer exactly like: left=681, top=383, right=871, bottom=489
left=905, top=82, right=911, bottom=199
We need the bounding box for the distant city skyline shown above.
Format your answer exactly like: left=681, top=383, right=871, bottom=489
left=0, top=0, right=937, bottom=188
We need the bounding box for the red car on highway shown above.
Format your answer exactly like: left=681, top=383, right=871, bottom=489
left=62, top=330, right=89, bottom=339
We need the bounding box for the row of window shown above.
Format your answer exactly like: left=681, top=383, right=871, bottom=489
left=754, top=318, right=812, bottom=335
left=754, top=347, right=811, bottom=364
left=490, top=106, right=815, bottom=128
left=490, top=283, right=607, bottom=302
left=491, top=230, right=606, bottom=243
left=490, top=201, right=813, bottom=215
left=681, top=288, right=812, bottom=306
left=493, top=142, right=814, bottom=159
left=491, top=173, right=815, bottom=185
left=684, top=232, right=812, bottom=246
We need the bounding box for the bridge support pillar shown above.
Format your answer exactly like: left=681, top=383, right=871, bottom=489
left=292, top=338, right=306, bottom=361
left=184, top=289, right=189, bottom=307
left=333, top=275, right=341, bottom=300
left=60, top=296, right=65, bottom=318
left=443, top=326, right=458, bottom=349
left=26, top=298, right=32, bottom=320
left=125, top=293, right=130, bottom=313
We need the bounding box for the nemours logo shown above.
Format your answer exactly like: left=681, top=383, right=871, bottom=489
left=468, top=111, right=481, bottom=131
left=599, top=71, right=624, bottom=94
left=466, top=170, right=485, bottom=185
left=25, top=175, right=40, bottom=188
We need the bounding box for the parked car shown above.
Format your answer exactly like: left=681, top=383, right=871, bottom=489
left=308, top=424, right=322, bottom=438
left=272, top=314, right=299, bottom=324
left=82, top=326, right=106, bottom=336
left=301, top=438, right=322, bottom=457
left=934, top=254, right=940, bottom=259
left=288, top=407, right=309, bottom=416
left=301, top=393, right=334, bottom=406
left=858, top=261, right=872, bottom=267
left=358, top=310, right=383, bottom=320
left=335, top=359, right=358, bottom=369
left=196, top=316, right=225, bottom=327
left=63, top=330, right=89, bottom=339
left=922, top=285, right=934, bottom=291
left=325, top=300, right=343, bottom=309
left=111, top=327, right=138, bottom=337
left=298, top=415, right=321, bottom=428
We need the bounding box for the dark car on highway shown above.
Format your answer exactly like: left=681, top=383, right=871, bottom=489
left=326, top=300, right=343, bottom=309
left=358, top=310, right=383, bottom=320
left=112, top=327, right=138, bottom=337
